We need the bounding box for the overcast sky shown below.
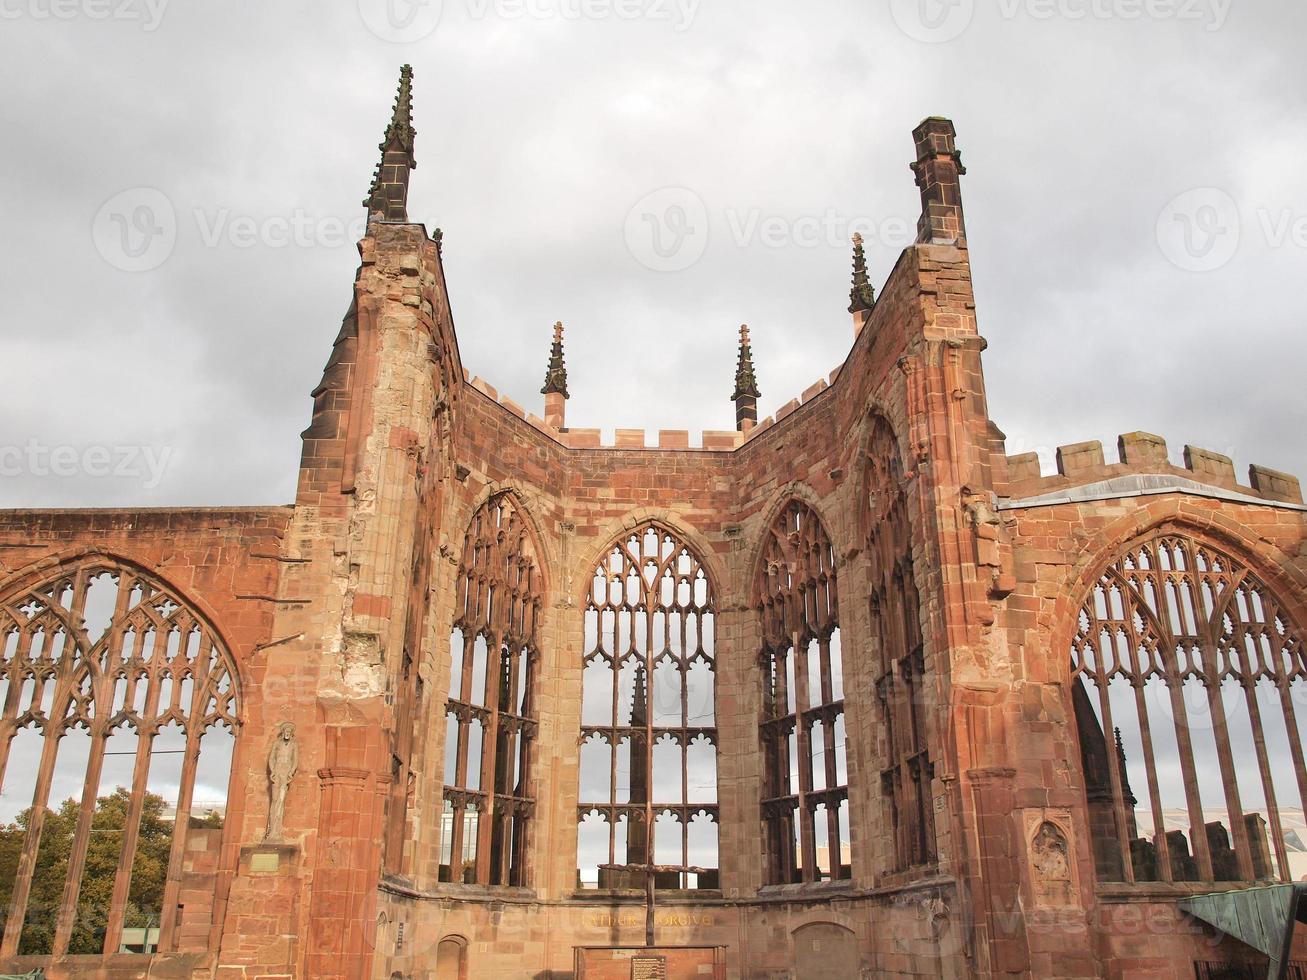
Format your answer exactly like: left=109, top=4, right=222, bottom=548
left=0, top=0, right=1304, bottom=508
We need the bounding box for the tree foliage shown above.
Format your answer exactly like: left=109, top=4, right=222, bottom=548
left=0, top=789, right=178, bottom=955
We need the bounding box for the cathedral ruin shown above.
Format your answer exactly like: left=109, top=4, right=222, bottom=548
left=2, top=65, right=1306, bottom=979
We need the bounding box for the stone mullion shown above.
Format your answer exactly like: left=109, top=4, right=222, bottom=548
left=1239, top=676, right=1289, bottom=879
left=606, top=593, right=620, bottom=870
left=1154, top=572, right=1216, bottom=879
left=821, top=696, right=839, bottom=799
left=156, top=721, right=202, bottom=950
left=1161, top=670, right=1215, bottom=879
left=1200, top=669, right=1255, bottom=880
left=102, top=669, right=163, bottom=955
left=446, top=785, right=467, bottom=883
left=51, top=718, right=110, bottom=954
left=1086, top=640, right=1135, bottom=884
left=1113, top=582, right=1176, bottom=883
left=818, top=631, right=834, bottom=707
left=448, top=628, right=476, bottom=876
left=474, top=629, right=504, bottom=884
left=793, top=628, right=816, bottom=883
left=1272, top=684, right=1307, bottom=829
left=0, top=714, right=65, bottom=955
left=0, top=631, right=31, bottom=797
left=4, top=566, right=89, bottom=955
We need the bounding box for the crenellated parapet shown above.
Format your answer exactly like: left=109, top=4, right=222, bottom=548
left=999, top=430, right=1303, bottom=507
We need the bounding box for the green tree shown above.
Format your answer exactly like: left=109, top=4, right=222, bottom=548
left=0, top=789, right=176, bottom=956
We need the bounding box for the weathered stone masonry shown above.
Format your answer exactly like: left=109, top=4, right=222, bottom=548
left=1, top=68, right=1305, bottom=979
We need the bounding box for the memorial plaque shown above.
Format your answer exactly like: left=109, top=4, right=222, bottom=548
left=631, top=955, right=667, bottom=980
left=249, top=852, right=280, bottom=873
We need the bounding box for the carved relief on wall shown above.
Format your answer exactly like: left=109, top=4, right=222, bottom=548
left=1025, top=813, right=1076, bottom=907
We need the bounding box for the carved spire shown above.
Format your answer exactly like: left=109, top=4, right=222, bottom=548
left=364, top=65, right=418, bottom=222
left=848, top=232, right=876, bottom=314
left=541, top=321, right=569, bottom=399
left=732, top=324, right=760, bottom=431
left=541, top=321, right=570, bottom=429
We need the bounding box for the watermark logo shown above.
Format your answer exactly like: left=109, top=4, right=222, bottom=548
left=996, top=0, right=1232, bottom=30
left=1156, top=187, right=1241, bottom=272
left=466, top=0, right=701, bottom=30
left=891, top=0, right=1231, bottom=42
left=0, top=441, right=172, bottom=490
left=194, top=209, right=368, bottom=249
left=357, top=0, right=444, bottom=42
left=624, top=187, right=709, bottom=272
left=92, top=187, right=177, bottom=273
left=726, top=209, right=915, bottom=251
left=0, top=0, right=170, bottom=31
left=624, top=192, right=914, bottom=273
left=93, top=188, right=372, bottom=270
left=890, top=0, right=975, bottom=43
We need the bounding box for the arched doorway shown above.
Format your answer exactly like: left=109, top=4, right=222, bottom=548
left=435, top=935, right=467, bottom=980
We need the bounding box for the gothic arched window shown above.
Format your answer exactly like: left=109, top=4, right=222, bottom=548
left=440, top=492, right=541, bottom=886
left=1072, top=533, right=1307, bottom=885
left=758, top=500, right=849, bottom=885
left=0, top=560, right=238, bottom=958
left=577, top=523, right=718, bottom=891
left=866, top=418, right=935, bottom=872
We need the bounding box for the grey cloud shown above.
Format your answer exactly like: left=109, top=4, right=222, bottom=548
left=1, top=0, right=1304, bottom=508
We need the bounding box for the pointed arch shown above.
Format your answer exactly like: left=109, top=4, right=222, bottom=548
left=1069, top=528, right=1307, bottom=888
left=0, top=555, right=240, bottom=958
left=438, top=490, right=542, bottom=887
left=756, top=498, right=850, bottom=885
left=575, top=520, right=719, bottom=891
left=861, top=413, right=936, bottom=873
left=573, top=510, right=726, bottom=609
left=457, top=482, right=556, bottom=597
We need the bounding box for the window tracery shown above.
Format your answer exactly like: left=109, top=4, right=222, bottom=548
left=577, top=523, right=718, bottom=891
left=758, top=500, right=850, bottom=884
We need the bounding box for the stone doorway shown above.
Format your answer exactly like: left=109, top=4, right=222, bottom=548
left=435, top=936, right=468, bottom=980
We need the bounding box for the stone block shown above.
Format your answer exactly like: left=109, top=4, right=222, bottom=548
left=1249, top=464, right=1303, bottom=503
left=1055, top=440, right=1105, bottom=477
left=1117, top=431, right=1168, bottom=467
left=1184, top=445, right=1237, bottom=484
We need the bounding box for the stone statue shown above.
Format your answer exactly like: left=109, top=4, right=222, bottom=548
left=1031, top=821, right=1070, bottom=881
left=264, top=722, right=298, bottom=842
left=1030, top=820, right=1074, bottom=906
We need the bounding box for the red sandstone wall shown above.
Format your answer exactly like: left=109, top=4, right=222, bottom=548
left=3, top=196, right=1303, bottom=980
left=0, top=507, right=290, bottom=979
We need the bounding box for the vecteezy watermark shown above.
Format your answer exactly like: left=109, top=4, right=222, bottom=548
left=465, top=0, right=701, bottom=30
left=358, top=0, right=700, bottom=40
left=0, top=441, right=173, bottom=490
left=1156, top=188, right=1241, bottom=272
left=892, top=0, right=1230, bottom=43
left=1159, top=187, right=1307, bottom=272
left=0, top=0, right=169, bottom=31
left=357, top=0, right=444, bottom=42
left=996, top=0, right=1231, bottom=29
left=624, top=187, right=710, bottom=272
left=92, top=187, right=177, bottom=273
left=93, top=188, right=371, bottom=272
left=725, top=209, right=916, bottom=251
left=193, top=209, right=369, bottom=250
left=890, top=0, right=975, bottom=43
left=623, top=191, right=913, bottom=272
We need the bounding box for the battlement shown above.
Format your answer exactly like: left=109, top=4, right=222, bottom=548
left=463, top=363, right=843, bottom=453
left=1002, top=431, right=1303, bottom=507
